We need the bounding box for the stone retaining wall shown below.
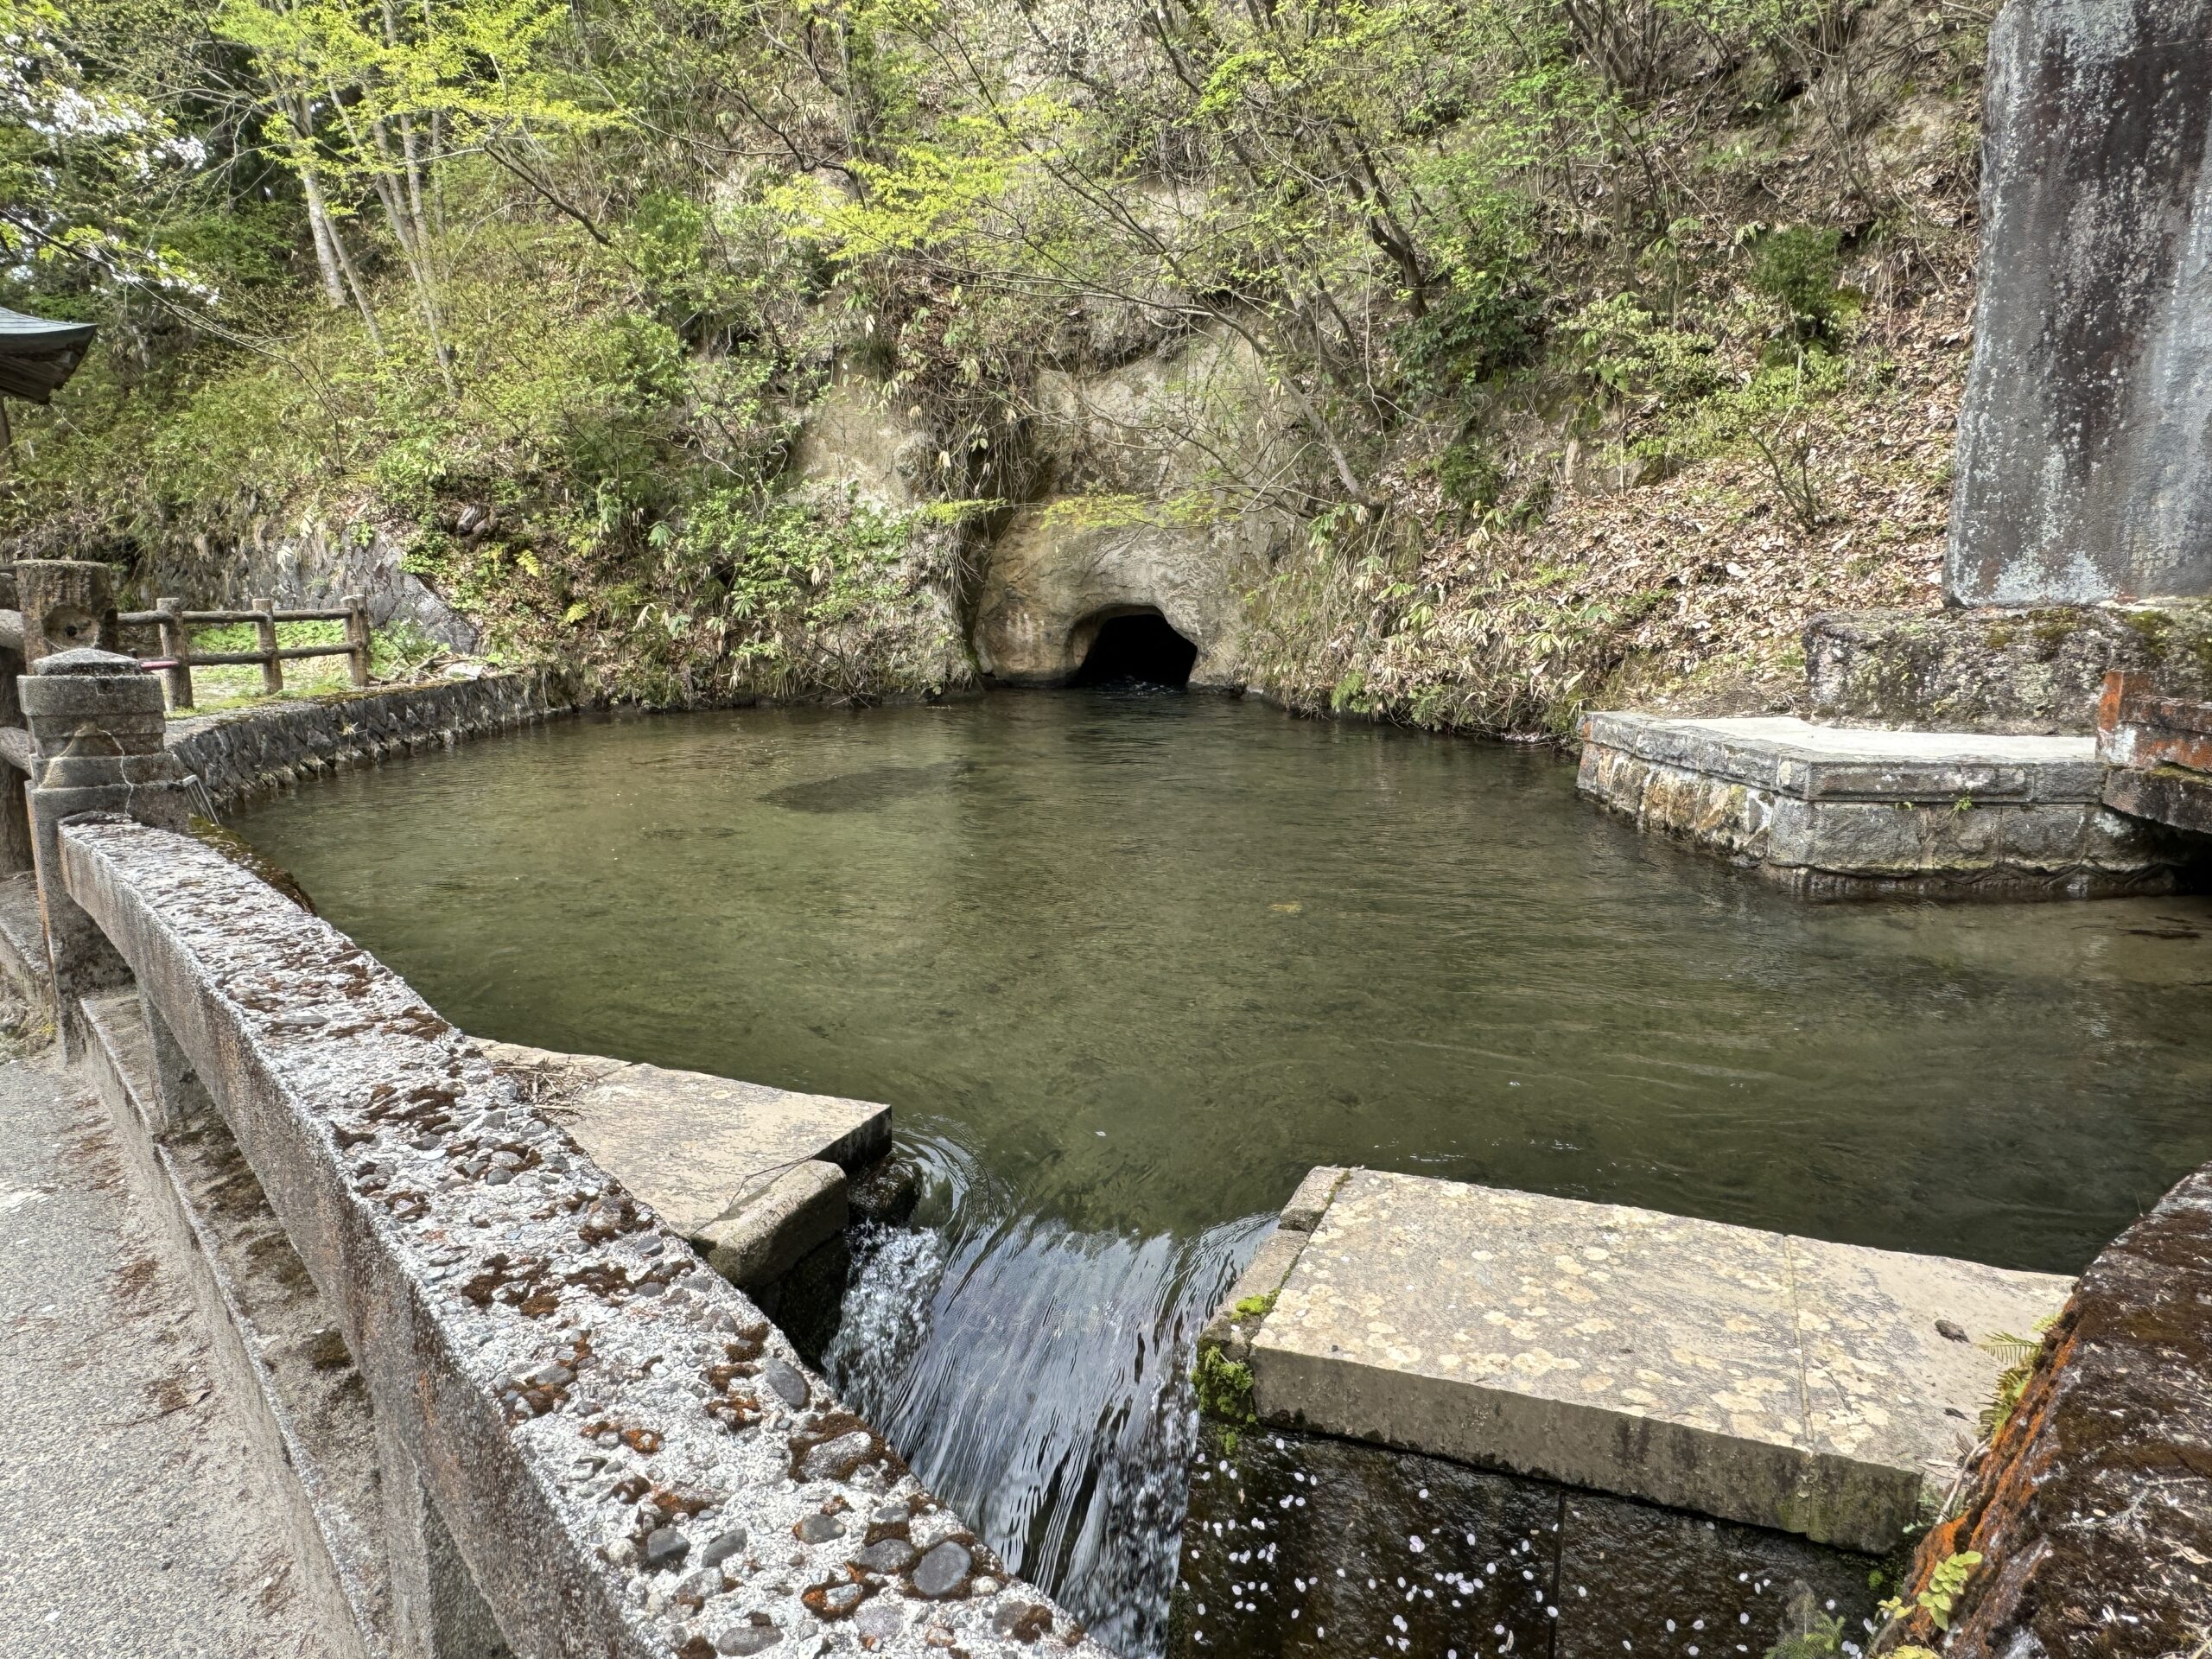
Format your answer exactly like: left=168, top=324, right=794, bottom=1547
left=168, top=670, right=582, bottom=810
left=1578, top=712, right=2184, bottom=900
left=1805, top=606, right=2212, bottom=734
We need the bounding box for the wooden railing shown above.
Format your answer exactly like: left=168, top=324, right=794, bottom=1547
left=117, top=594, right=370, bottom=711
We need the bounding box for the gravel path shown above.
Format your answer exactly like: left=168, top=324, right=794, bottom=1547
left=0, top=1052, right=334, bottom=1659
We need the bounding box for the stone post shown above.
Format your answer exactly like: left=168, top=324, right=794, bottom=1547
left=15, top=558, right=119, bottom=664
left=1946, top=0, right=2212, bottom=606
left=20, top=647, right=197, bottom=1057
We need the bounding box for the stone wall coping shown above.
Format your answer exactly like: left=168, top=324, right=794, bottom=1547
left=56, top=812, right=1108, bottom=1659
left=1580, top=712, right=2106, bottom=803
left=1230, top=1166, right=2072, bottom=1556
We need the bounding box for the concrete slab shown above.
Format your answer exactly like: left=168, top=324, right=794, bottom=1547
left=0, top=868, right=47, bottom=1010
left=1586, top=713, right=2107, bottom=801
left=475, top=1039, right=889, bottom=1271
left=1241, top=1168, right=2071, bottom=1554
left=1579, top=711, right=2183, bottom=898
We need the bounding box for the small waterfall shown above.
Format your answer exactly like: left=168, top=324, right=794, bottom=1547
left=823, top=1158, right=1266, bottom=1657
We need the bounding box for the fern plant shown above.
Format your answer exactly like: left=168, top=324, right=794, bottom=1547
left=1980, top=1318, right=2058, bottom=1438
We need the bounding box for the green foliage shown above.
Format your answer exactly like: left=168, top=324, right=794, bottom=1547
left=1192, top=1344, right=1256, bottom=1427
left=1230, top=1291, right=1278, bottom=1320
left=1749, top=226, right=1853, bottom=340
left=1979, top=1318, right=2057, bottom=1439
left=1, top=0, right=1983, bottom=722
left=1879, top=1551, right=1983, bottom=1634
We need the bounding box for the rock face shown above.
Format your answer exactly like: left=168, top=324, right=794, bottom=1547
left=970, top=503, right=1271, bottom=686
left=143, top=520, right=480, bottom=652
left=973, top=328, right=1296, bottom=686
left=1878, top=1160, right=2212, bottom=1657
left=789, top=370, right=931, bottom=509
left=1946, top=0, right=2212, bottom=605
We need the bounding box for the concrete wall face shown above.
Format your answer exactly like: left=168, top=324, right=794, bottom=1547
left=1947, top=0, right=2212, bottom=606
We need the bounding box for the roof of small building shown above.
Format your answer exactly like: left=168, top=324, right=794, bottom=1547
left=0, top=306, right=97, bottom=404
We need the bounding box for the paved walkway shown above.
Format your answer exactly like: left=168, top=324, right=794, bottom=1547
left=0, top=1054, right=332, bottom=1659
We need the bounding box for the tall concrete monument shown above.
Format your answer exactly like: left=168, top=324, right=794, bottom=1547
left=1947, top=0, right=2212, bottom=606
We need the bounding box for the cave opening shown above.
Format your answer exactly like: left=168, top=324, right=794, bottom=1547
left=1071, top=610, right=1198, bottom=689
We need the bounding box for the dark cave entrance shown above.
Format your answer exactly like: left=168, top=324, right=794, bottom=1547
left=1071, top=610, right=1198, bottom=689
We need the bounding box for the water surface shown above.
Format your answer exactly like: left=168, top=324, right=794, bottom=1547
left=235, top=694, right=2212, bottom=1651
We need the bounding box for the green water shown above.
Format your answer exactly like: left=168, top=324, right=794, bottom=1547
left=232, top=693, right=2212, bottom=1650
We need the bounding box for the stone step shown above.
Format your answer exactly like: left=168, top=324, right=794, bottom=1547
left=474, top=1039, right=891, bottom=1289
left=78, top=991, right=396, bottom=1659
left=1579, top=711, right=2189, bottom=899
left=1205, top=1166, right=2073, bottom=1557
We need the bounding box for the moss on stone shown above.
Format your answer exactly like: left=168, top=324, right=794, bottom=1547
left=1192, top=1344, right=1257, bottom=1427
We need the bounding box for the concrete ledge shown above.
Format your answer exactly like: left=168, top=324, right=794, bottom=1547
left=167, top=670, right=580, bottom=810
left=1228, top=1168, right=2070, bottom=1556
left=1579, top=712, right=2183, bottom=899
left=56, top=814, right=1105, bottom=1659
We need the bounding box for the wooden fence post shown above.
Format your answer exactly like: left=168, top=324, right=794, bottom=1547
left=345, top=594, right=371, bottom=688
left=251, top=594, right=283, bottom=696
left=156, top=595, right=194, bottom=710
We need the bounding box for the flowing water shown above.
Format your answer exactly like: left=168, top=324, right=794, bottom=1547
left=234, top=693, right=2212, bottom=1653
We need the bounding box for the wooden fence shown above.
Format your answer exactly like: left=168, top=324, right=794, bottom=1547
left=118, top=594, right=370, bottom=711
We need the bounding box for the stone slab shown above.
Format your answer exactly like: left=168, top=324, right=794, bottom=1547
left=478, top=1039, right=889, bottom=1248
left=698, top=1159, right=848, bottom=1289
left=1582, top=712, right=2105, bottom=803
left=1579, top=711, right=2184, bottom=899
left=1242, top=1168, right=2071, bottom=1554
left=1805, top=604, right=2212, bottom=735
left=79, top=991, right=391, bottom=1659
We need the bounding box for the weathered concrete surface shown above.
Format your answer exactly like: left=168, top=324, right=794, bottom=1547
left=1236, top=1168, right=2070, bottom=1555
left=79, top=990, right=392, bottom=1657
left=0, top=1055, right=340, bottom=1659
left=168, top=670, right=581, bottom=810
left=58, top=815, right=1102, bottom=1658
left=1806, top=603, right=2212, bottom=734
left=1947, top=0, right=2212, bottom=605
left=2095, top=670, right=2212, bottom=838
left=1878, top=1159, right=2212, bottom=1657
left=479, top=1039, right=889, bottom=1292
left=1579, top=711, right=2187, bottom=898
left=1170, top=1419, right=1878, bottom=1659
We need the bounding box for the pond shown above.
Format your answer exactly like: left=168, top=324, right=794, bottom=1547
left=233, top=691, right=2212, bottom=1654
